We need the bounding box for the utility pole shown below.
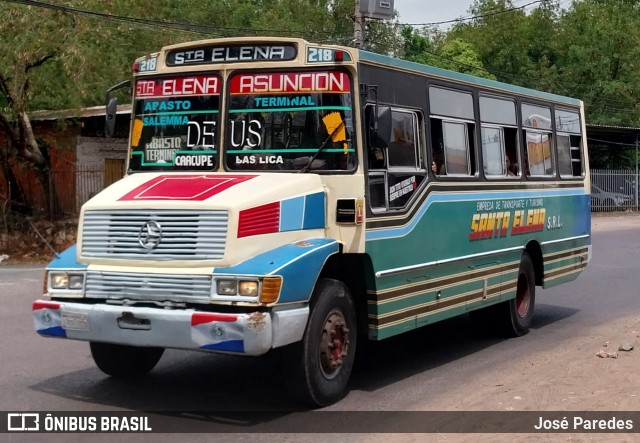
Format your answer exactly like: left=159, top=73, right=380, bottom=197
left=354, top=0, right=365, bottom=48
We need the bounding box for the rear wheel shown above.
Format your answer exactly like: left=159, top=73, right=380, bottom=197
left=470, top=252, right=535, bottom=337
left=90, top=342, right=164, bottom=378
left=282, top=278, right=357, bottom=407
left=502, top=252, right=536, bottom=337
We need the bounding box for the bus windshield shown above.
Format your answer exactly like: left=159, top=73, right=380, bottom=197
left=129, top=74, right=221, bottom=171
left=225, top=70, right=356, bottom=172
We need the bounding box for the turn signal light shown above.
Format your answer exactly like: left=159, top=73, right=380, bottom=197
left=260, top=277, right=282, bottom=304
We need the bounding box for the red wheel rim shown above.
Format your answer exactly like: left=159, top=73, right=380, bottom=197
left=319, top=309, right=350, bottom=379
left=516, top=273, right=530, bottom=317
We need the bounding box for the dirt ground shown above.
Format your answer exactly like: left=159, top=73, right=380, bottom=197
left=358, top=312, right=640, bottom=443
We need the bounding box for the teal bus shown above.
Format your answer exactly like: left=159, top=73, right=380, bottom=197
left=34, top=37, right=591, bottom=407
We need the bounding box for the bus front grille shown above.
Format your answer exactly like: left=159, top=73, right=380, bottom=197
left=85, top=271, right=212, bottom=302
left=81, top=210, right=228, bottom=260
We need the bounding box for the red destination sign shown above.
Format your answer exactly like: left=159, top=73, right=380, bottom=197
left=135, top=75, right=220, bottom=98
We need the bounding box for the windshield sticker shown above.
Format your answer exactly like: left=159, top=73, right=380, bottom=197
left=389, top=176, right=417, bottom=202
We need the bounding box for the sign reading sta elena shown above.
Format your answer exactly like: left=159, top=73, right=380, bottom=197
left=166, top=44, right=297, bottom=66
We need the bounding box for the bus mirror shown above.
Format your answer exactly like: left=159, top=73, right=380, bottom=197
left=105, top=97, right=118, bottom=138
left=369, top=106, right=392, bottom=149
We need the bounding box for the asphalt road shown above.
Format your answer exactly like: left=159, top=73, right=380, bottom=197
left=1, top=214, right=639, bottom=441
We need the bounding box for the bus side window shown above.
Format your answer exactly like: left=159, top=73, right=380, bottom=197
left=367, top=106, right=426, bottom=212
left=522, top=103, right=554, bottom=177
left=555, top=109, right=584, bottom=177
left=442, top=121, right=474, bottom=179
left=428, top=86, right=476, bottom=177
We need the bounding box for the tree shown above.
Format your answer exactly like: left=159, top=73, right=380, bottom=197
left=1, top=0, right=392, bottom=220
left=555, top=0, right=640, bottom=126
left=399, top=26, right=495, bottom=79
left=0, top=1, right=187, bottom=217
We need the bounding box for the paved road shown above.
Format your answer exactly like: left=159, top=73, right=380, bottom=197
left=1, top=215, right=639, bottom=441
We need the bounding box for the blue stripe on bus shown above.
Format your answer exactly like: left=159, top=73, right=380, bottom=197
left=303, top=192, right=325, bottom=229
left=213, top=238, right=338, bottom=276
left=212, top=239, right=339, bottom=303
left=365, top=188, right=588, bottom=241
left=280, top=196, right=305, bottom=232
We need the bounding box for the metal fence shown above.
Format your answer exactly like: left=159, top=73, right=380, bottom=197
left=49, top=166, right=103, bottom=221
left=590, top=169, right=639, bottom=212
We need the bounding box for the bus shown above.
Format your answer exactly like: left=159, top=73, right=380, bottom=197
left=33, top=37, right=591, bottom=407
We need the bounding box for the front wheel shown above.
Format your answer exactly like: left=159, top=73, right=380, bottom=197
left=90, top=342, right=164, bottom=378
left=282, top=278, right=357, bottom=407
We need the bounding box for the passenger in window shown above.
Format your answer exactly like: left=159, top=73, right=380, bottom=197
left=387, top=126, right=416, bottom=167
left=506, top=156, right=517, bottom=176
left=431, top=147, right=446, bottom=175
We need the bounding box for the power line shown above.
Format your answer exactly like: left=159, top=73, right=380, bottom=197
left=401, top=1, right=543, bottom=27
left=588, top=137, right=640, bottom=147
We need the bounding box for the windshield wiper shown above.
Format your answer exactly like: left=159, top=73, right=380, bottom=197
left=298, top=121, right=345, bottom=173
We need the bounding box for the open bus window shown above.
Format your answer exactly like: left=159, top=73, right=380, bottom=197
left=524, top=131, right=554, bottom=176
left=479, top=95, right=519, bottom=178
left=481, top=126, right=505, bottom=176
left=430, top=118, right=476, bottom=176
left=366, top=106, right=425, bottom=212
left=481, top=126, right=520, bottom=178
left=387, top=111, right=418, bottom=169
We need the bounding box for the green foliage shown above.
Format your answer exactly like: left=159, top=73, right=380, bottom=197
left=399, top=26, right=496, bottom=80
left=0, top=0, right=371, bottom=113
left=436, top=0, right=640, bottom=129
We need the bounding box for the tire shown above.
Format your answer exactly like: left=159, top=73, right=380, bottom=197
left=502, top=251, right=536, bottom=337
left=282, top=278, right=357, bottom=407
left=90, top=342, right=164, bottom=378
left=470, top=252, right=536, bottom=337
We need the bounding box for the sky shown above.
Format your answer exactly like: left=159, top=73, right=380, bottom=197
left=393, top=0, right=475, bottom=26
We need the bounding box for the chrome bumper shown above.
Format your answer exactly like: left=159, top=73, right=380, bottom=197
left=33, top=300, right=308, bottom=356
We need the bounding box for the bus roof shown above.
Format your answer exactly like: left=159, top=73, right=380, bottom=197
left=358, top=50, right=582, bottom=108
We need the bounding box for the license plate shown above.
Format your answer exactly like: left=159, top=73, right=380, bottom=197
left=61, top=312, right=91, bottom=332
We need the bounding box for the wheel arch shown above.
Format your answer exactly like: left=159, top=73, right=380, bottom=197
left=524, top=240, right=543, bottom=286
left=317, top=251, right=374, bottom=341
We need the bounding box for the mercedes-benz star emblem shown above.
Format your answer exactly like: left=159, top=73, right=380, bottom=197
left=138, top=220, right=163, bottom=249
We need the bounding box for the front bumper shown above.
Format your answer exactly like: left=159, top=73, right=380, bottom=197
left=33, top=300, right=308, bottom=356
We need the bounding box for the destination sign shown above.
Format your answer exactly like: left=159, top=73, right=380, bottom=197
left=229, top=72, right=350, bottom=94
left=166, top=44, right=297, bottom=66
left=135, top=75, right=220, bottom=98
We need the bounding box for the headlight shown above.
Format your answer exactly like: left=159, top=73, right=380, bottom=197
left=68, top=274, right=85, bottom=290
left=238, top=281, right=259, bottom=297
left=48, top=271, right=85, bottom=295
left=216, top=279, right=237, bottom=295
left=212, top=277, right=281, bottom=303
left=51, top=273, right=69, bottom=289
